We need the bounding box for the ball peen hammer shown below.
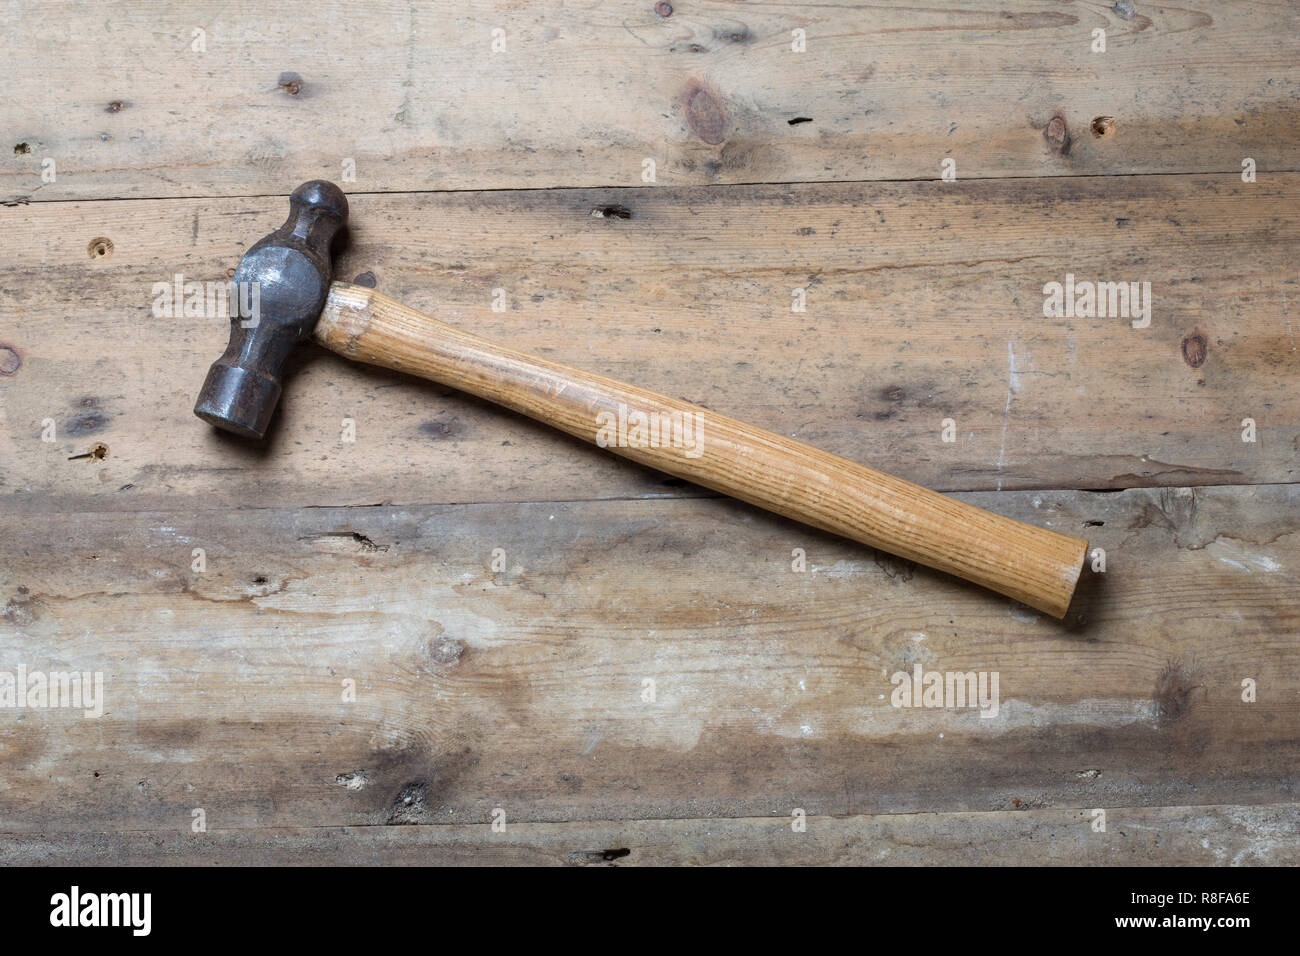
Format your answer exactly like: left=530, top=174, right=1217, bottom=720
left=195, top=182, right=1089, bottom=618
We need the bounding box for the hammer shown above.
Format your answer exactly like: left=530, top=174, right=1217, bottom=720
left=195, top=182, right=1088, bottom=618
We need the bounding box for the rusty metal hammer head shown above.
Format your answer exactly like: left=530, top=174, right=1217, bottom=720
left=193, top=181, right=348, bottom=438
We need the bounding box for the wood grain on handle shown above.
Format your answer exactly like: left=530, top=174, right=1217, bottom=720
left=315, top=283, right=1089, bottom=618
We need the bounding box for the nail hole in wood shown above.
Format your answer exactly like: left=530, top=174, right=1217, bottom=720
left=1091, top=116, right=1115, bottom=138
left=88, top=237, right=114, bottom=259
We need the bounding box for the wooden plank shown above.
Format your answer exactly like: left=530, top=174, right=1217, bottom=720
left=2, top=0, right=1297, bottom=201
left=2, top=175, right=1297, bottom=512
left=1, top=484, right=1296, bottom=832
left=3, top=803, right=1296, bottom=866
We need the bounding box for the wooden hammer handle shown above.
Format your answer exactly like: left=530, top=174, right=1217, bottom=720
left=315, top=283, right=1088, bottom=618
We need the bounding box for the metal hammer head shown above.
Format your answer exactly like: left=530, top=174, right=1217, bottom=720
left=193, top=181, right=348, bottom=439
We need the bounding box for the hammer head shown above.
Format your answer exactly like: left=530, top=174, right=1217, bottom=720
left=193, top=181, right=348, bottom=439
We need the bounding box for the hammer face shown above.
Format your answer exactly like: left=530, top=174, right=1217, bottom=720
left=194, top=362, right=283, bottom=439
left=193, top=181, right=348, bottom=439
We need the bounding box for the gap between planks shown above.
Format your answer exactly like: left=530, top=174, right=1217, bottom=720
left=4, top=479, right=1298, bottom=519
left=6, top=166, right=1300, bottom=209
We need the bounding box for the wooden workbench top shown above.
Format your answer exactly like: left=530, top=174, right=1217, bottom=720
left=1, top=0, right=1297, bottom=865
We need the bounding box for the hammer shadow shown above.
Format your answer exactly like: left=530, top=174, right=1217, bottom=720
left=198, top=343, right=346, bottom=461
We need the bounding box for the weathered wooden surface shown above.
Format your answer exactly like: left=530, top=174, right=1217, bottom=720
left=5, top=804, right=1297, bottom=866
left=2, top=175, right=1296, bottom=513
left=1, top=485, right=1296, bottom=847
left=3, top=0, right=1298, bottom=201
left=2, top=0, right=1297, bottom=867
